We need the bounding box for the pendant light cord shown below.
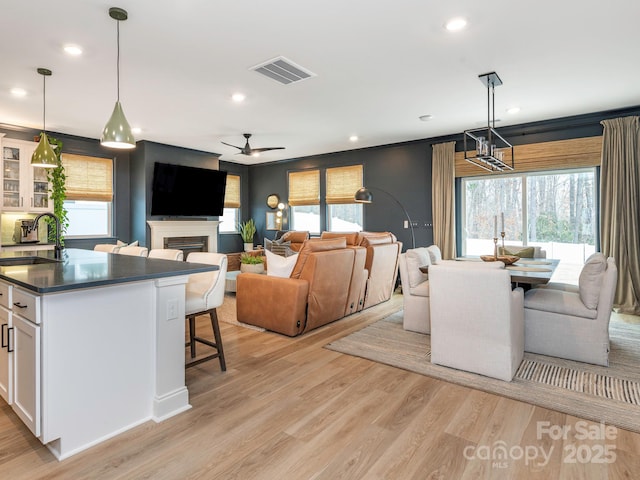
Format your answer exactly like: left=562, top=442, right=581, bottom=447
left=116, top=19, right=120, bottom=102
left=42, top=73, right=46, bottom=132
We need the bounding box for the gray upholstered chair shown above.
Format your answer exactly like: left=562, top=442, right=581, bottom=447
left=185, top=252, right=227, bottom=371
left=148, top=248, right=184, bottom=261
left=429, top=261, right=524, bottom=381
left=523, top=254, right=617, bottom=366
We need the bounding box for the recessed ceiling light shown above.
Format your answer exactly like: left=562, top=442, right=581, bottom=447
left=231, top=93, right=246, bottom=103
left=506, top=106, right=521, bottom=114
left=445, top=17, right=467, bottom=32
left=349, top=135, right=358, bottom=142
left=419, top=114, right=433, bottom=121
left=63, top=44, right=83, bottom=56
left=131, top=127, right=142, bottom=134
left=10, top=87, right=27, bottom=97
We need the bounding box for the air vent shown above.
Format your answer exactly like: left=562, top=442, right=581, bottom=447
left=251, top=56, right=316, bottom=85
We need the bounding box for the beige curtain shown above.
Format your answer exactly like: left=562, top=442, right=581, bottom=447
left=432, top=141, right=456, bottom=259
left=600, top=116, right=640, bottom=315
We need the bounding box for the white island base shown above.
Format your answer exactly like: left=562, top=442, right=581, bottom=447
left=39, top=276, right=190, bottom=460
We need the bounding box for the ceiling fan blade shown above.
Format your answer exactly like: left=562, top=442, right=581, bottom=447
left=251, top=147, right=286, bottom=153
left=221, top=141, right=243, bottom=150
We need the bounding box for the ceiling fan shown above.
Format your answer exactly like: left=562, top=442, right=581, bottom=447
left=221, top=133, right=285, bottom=156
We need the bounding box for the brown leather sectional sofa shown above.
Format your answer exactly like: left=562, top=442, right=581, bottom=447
left=236, top=231, right=401, bottom=336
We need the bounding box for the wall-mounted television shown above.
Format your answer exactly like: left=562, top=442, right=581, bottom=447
left=150, top=162, right=227, bottom=217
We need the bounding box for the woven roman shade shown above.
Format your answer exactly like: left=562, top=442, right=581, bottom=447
left=288, top=170, right=319, bottom=206
left=326, top=165, right=363, bottom=204
left=454, top=136, right=603, bottom=177
left=61, top=154, right=113, bottom=201
left=224, top=174, right=240, bottom=208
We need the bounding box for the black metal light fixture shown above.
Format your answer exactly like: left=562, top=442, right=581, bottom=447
left=463, top=72, right=514, bottom=172
left=101, top=7, right=135, bottom=149
left=354, top=186, right=415, bottom=249
left=31, top=68, right=58, bottom=168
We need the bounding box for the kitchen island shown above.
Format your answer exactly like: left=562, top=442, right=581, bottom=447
left=0, top=248, right=217, bottom=460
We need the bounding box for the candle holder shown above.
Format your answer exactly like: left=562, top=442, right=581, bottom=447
left=500, top=231, right=505, bottom=254
left=493, top=237, right=498, bottom=260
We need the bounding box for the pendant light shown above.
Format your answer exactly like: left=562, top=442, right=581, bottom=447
left=31, top=68, right=58, bottom=168
left=101, top=7, right=135, bottom=149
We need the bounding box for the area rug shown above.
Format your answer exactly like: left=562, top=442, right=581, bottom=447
left=326, top=312, right=640, bottom=433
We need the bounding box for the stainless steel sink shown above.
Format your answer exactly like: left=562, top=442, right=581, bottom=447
left=0, top=257, right=60, bottom=266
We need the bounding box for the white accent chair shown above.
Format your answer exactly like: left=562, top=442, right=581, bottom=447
left=398, top=248, right=431, bottom=334
left=429, top=262, right=525, bottom=381
left=93, top=244, right=121, bottom=253
left=185, top=252, right=227, bottom=371
left=524, top=254, right=617, bottom=366
left=148, top=248, right=184, bottom=261
left=117, top=246, right=149, bottom=257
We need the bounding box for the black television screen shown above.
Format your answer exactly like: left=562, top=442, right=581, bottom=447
left=150, top=162, right=227, bottom=217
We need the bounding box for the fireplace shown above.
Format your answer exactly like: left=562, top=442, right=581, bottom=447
left=147, top=220, right=220, bottom=254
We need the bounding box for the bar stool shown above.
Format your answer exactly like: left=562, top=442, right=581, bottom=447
left=148, top=248, right=184, bottom=261
left=117, top=246, right=149, bottom=257
left=185, top=252, right=227, bottom=371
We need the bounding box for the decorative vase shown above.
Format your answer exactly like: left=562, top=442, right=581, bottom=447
left=240, top=263, right=264, bottom=274
left=243, top=242, right=253, bottom=252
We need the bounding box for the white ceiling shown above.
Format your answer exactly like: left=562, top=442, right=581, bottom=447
left=1, top=0, right=639, bottom=165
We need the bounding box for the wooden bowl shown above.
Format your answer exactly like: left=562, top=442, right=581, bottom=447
left=480, top=254, right=520, bottom=265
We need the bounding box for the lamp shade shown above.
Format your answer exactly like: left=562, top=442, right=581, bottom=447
left=354, top=187, right=372, bottom=203
left=101, top=101, right=135, bottom=149
left=31, top=132, right=58, bottom=167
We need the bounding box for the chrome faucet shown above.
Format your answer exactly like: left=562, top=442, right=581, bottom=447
left=28, top=212, right=63, bottom=259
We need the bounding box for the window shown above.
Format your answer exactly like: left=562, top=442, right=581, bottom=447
left=219, top=174, right=240, bottom=233
left=62, top=154, right=113, bottom=237
left=462, top=168, right=597, bottom=266
left=288, top=169, right=320, bottom=233
left=326, top=165, right=363, bottom=232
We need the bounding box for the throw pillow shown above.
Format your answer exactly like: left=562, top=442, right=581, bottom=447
left=405, top=248, right=430, bottom=288
left=500, top=246, right=534, bottom=258
left=426, top=245, right=442, bottom=264
left=265, top=249, right=298, bottom=278
left=264, top=238, right=273, bottom=251
left=579, top=252, right=607, bottom=309
left=271, top=240, right=292, bottom=256
left=129, top=240, right=139, bottom=247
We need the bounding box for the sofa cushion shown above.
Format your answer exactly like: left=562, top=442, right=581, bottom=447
left=427, top=245, right=442, bottom=264
left=500, top=246, right=534, bottom=258
left=524, top=288, right=597, bottom=319
left=578, top=253, right=607, bottom=309
left=265, top=249, right=299, bottom=278
left=357, top=232, right=395, bottom=247
left=409, top=280, right=429, bottom=297
left=405, top=248, right=430, bottom=288
left=290, top=237, right=347, bottom=279
left=321, top=231, right=359, bottom=245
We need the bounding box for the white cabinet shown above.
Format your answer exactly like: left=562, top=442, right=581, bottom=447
left=0, top=281, right=41, bottom=437
left=1, top=137, right=51, bottom=212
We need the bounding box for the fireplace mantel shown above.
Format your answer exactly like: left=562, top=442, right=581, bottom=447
left=147, top=220, right=220, bottom=252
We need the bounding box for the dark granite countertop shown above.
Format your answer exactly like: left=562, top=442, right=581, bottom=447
left=0, top=248, right=217, bottom=293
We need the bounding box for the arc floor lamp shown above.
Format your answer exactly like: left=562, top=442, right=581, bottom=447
left=354, top=186, right=416, bottom=249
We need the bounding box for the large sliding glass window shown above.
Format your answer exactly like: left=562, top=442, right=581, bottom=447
left=462, top=168, right=597, bottom=265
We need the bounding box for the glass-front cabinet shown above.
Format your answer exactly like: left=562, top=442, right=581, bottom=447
left=1, top=137, right=50, bottom=212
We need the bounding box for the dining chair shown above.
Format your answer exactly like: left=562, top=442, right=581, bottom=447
left=117, top=246, right=149, bottom=257
left=148, top=248, right=184, bottom=261
left=93, top=244, right=121, bottom=253
left=185, top=252, right=227, bottom=371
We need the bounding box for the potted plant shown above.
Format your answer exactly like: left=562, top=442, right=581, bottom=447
left=239, top=218, right=257, bottom=252
left=239, top=252, right=265, bottom=274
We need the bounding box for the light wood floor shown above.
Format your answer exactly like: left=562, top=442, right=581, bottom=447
left=2, top=294, right=639, bottom=479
